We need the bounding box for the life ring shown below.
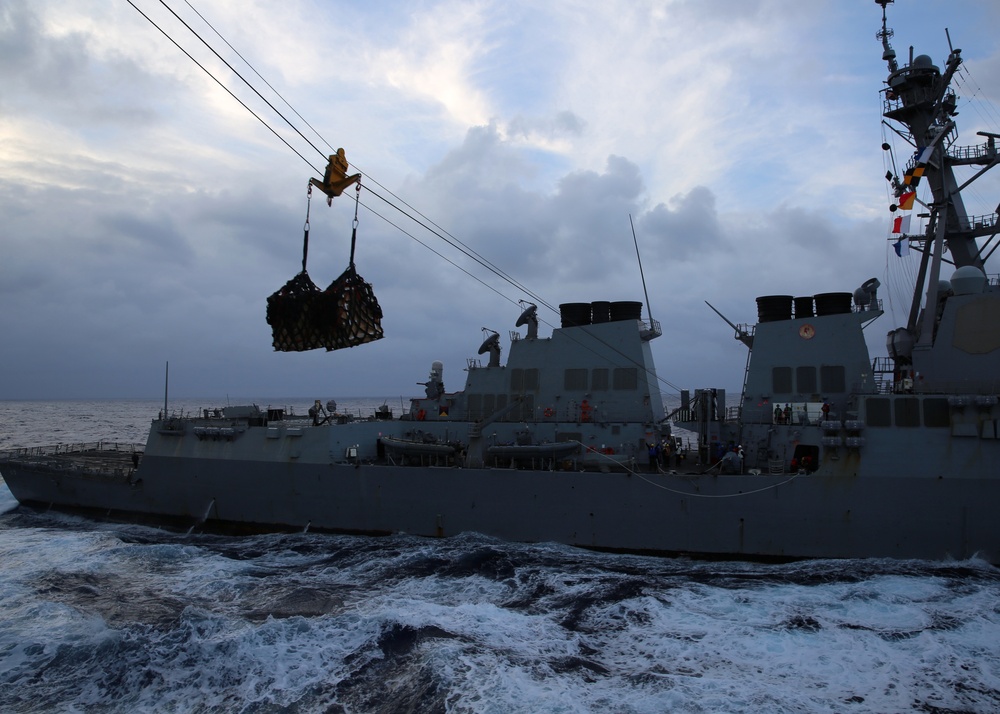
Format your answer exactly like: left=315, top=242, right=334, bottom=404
left=543, top=407, right=555, bottom=418
left=416, top=409, right=426, bottom=421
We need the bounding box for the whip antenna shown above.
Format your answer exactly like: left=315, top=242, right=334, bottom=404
left=629, top=214, right=653, bottom=323
left=163, top=361, right=169, bottom=419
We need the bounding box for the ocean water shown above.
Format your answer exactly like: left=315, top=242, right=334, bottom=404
left=1, top=400, right=1000, bottom=713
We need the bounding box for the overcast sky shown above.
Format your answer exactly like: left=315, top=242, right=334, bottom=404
left=3, top=0, right=999, bottom=402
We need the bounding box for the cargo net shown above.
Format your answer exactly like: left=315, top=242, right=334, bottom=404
left=267, top=178, right=383, bottom=352
left=266, top=271, right=324, bottom=351
left=266, top=266, right=383, bottom=352
left=319, top=264, right=384, bottom=351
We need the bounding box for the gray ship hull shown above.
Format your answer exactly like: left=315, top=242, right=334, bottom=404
left=5, top=450, right=997, bottom=562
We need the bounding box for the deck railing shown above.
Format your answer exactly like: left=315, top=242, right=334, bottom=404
left=0, top=442, right=144, bottom=461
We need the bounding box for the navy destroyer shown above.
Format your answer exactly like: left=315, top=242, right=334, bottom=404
left=3, top=3, right=999, bottom=562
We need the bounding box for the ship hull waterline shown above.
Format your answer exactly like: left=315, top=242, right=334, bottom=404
left=3, top=457, right=996, bottom=563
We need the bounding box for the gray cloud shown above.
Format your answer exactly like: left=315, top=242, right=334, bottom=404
left=637, top=186, right=723, bottom=261
left=0, top=1, right=162, bottom=127
left=2, top=0, right=991, bottom=403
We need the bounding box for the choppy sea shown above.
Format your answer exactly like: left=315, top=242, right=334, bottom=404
left=1, top=399, right=999, bottom=713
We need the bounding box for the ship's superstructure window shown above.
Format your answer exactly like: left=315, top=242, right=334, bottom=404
left=613, top=368, right=638, bottom=390
left=468, top=393, right=482, bottom=420
left=820, top=366, right=846, bottom=393
left=467, top=393, right=508, bottom=420
left=510, top=368, right=540, bottom=392
left=520, top=394, right=535, bottom=420
left=771, top=365, right=847, bottom=395
left=894, top=397, right=920, bottom=427
left=592, top=368, right=609, bottom=391
left=866, top=396, right=948, bottom=427
left=923, top=398, right=949, bottom=427
left=867, top=398, right=891, bottom=426
left=796, top=366, right=817, bottom=394
left=773, top=367, right=793, bottom=394
left=565, top=369, right=588, bottom=391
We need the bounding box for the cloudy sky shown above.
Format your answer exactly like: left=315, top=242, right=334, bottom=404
left=3, top=0, right=999, bottom=402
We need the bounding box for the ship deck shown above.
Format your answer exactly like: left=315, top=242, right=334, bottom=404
left=0, top=443, right=143, bottom=480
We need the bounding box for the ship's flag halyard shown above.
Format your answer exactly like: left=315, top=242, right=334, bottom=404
left=889, top=155, right=923, bottom=256
left=886, top=142, right=930, bottom=254
left=889, top=189, right=916, bottom=258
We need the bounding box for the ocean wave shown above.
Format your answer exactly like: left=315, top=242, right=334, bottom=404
left=2, top=505, right=999, bottom=713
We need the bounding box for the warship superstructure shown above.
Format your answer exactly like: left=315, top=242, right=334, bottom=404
left=3, top=3, right=999, bottom=562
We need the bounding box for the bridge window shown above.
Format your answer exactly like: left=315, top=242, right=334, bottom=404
left=565, top=369, right=588, bottom=391
left=613, top=367, right=638, bottom=390
left=821, top=365, right=846, bottom=393
left=867, top=397, right=891, bottom=426
left=894, top=397, right=920, bottom=427
left=467, top=394, right=482, bottom=421
left=773, top=367, right=792, bottom=394
left=923, top=398, right=949, bottom=427
left=592, top=368, right=609, bottom=391
left=520, top=394, right=535, bottom=420
left=796, top=366, right=817, bottom=394
left=510, top=368, right=540, bottom=392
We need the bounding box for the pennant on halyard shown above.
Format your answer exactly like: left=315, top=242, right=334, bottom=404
left=898, top=191, right=916, bottom=210
left=893, top=237, right=910, bottom=257
left=892, top=215, right=911, bottom=234
left=916, top=146, right=934, bottom=164
left=903, top=166, right=925, bottom=187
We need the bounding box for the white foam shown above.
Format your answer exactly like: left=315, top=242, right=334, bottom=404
left=2, top=518, right=999, bottom=711
left=0, top=480, right=17, bottom=513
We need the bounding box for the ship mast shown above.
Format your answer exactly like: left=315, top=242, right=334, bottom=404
left=878, top=0, right=999, bottom=349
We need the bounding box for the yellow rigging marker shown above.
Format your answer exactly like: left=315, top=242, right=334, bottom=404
left=309, top=148, right=362, bottom=205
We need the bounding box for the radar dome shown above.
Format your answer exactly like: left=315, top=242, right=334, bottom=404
left=886, top=328, right=915, bottom=360
left=951, top=265, right=987, bottom=295
left=912, top=54, right=939, bottom=72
